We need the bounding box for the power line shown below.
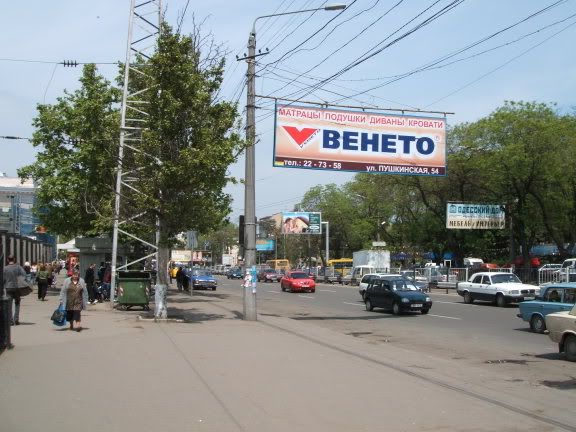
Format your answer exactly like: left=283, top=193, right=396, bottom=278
left=424, top=18, right=576, bottom=108
left=326, top=0, right=573, bottom=103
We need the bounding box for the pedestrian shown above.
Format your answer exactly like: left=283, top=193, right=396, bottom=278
left=3, top=255, right=31, bottom=325
left=30, top=261, right=38, bottom=281
left=176, top=266, right=184, bottom=291
left=84, top=263, right=97, bottom=304
left=36, top=263, right=50, bottom=301
left=59, top=269, right=88, bottom=332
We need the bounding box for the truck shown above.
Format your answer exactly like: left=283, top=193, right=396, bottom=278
left=341, top=250, right=391, bottom=286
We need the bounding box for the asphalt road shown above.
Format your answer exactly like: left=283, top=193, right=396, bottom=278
left=211, top=275, right=576, bottom=387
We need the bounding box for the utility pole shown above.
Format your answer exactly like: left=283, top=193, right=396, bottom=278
left=241, top=4, right=346, bottom=321
left=243, top=29, right=257, bottom=321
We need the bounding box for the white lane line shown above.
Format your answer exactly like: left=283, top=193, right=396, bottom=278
left=267, top=291, right=281, bottom=294
left=298, top=295, right=315, bottom=299
left=319, top=289, right=337, bottom=292
left=428, top=314, right=461, bottom=320
left=433, top=300, right=466, bottom=305
left=343, top=302, right=365, bottom=307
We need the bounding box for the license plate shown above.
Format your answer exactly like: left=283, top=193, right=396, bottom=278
left=523, top=296, right=534, bottom=301
left=411, top=303, right=423, bottom=308
left=302, top=284, right=308, bottom=288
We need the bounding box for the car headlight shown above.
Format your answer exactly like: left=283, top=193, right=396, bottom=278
left=425, top=297, right=431, bottom=302
left=510, top=290, right=519, bottom=295
left=401, top=298, right=409, bottom=303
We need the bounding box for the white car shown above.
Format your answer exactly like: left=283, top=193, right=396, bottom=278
left=545, top=303, right=576, bottom=361
left=456, top=272, right=539, bottom=307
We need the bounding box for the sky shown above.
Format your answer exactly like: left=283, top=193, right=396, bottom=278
left=1, top=0, right=575, bottom=226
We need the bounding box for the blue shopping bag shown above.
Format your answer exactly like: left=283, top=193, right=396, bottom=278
left=51, top=304, right=67, bottom=327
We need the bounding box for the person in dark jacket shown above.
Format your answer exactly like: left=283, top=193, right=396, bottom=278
left=84, top=263, right=97, bottom=304
left=3, top=255, right=28, bottom=325
left=175, top=267, right=184, bottom=291
left=36, top=263, right=50, bottom=301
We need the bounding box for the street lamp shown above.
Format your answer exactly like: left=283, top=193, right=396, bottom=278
left=242, top=3, right=346, bottom=321
left=321, top=221, right=330, bottom=266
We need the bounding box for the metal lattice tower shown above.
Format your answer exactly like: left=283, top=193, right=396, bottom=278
left=110, top=0, right=162, bottom=303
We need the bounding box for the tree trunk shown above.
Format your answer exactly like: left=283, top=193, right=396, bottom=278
left=154, top=234, right=170, bottom=319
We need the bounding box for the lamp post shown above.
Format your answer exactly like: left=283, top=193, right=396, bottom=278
left=243, top=3, right=346, bottom=321
left=321, top=221, right=330, bottom=265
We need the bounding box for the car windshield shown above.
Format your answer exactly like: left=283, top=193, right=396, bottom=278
left=194, top=270, right=211, bottom=276
left=264, top=269, right=276, bottom=274
left=491, top=274, right=521, bottom=284
left=387, top=279, right=416, bottom=291
left=290, top=272, right=309, bottom=279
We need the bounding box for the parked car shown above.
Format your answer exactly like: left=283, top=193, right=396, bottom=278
left=364, top=276, right=432, bottom=315
left=456, top=272, right=538, bottom=307
left=188, top=268, right=217, bottom=290
left=545, top=303, right=576, bottom=361
left=226, top=267, right=243, bottom=279
left=280, top=271, right=316, bottom=293
left=257, top=268, right=280, bottom=283
left=517, top=283, right=576, bottom=333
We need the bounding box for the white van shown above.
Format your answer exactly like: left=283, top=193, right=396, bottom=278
left=463, top=257, right=484, bottom=267
left=557, top=258, right=576, bottom=282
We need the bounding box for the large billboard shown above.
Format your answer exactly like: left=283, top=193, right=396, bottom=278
left=274, top=104, right=446, bottom=176
left=281, top=212, right=322, bottom=235
left=446, top=203, right=506, bottom=229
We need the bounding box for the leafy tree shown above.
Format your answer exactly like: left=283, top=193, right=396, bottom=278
left=125, top=23, right=244, bottom=289
left=18, top=65, right=120, bottom=237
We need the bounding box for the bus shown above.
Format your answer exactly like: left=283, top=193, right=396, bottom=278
left=265, top=259, right=291, bottom=272
left=327, top=258, right=353, bottom=275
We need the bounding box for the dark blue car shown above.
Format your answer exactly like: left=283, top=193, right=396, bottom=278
left=187, top=268, right=217, bottom=291
left=517, top=283, right=576, bottom=333
left=364, top=276, right=432, bottom=315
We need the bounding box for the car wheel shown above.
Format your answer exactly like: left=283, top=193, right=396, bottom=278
left=421, top=308, right=429, bottom=315
left=365, top=298, right=373, bottom=311
left=281, top=284, right=285, bottom=292
left=565, top=334, right=576, bottom=362
left=463, top=291, right=473, bottom=304
left=495, top=293, right=506, bottom=308
left=311, top=289, right=315, bottom=293
left=529, top=314, right=546, bottom=333
left=392, top=302, right=401, bottom=316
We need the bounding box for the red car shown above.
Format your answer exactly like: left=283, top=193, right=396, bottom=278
left=280, top=271, right=316, bottom=293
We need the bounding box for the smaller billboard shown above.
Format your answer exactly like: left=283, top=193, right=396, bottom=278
left=446, top=203, right=505, bottom=230
left=256, top=239, right=275, bottom=251
left=171, top=249, right=192, bottom=262
left=281, top=212, right=322, bottom=235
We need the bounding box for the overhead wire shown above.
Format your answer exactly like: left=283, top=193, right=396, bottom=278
left=424, top=18, right=576, bottom=108
left=325, top=0, right=572, bottom=102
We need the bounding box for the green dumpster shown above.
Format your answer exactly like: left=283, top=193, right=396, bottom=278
left=116, top=271, right=151, bottom=311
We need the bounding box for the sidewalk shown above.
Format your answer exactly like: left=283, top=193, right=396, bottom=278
left=1, top=281, right=575, bottom=432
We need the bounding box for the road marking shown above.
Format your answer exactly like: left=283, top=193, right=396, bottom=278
left=343, top=302, right=365, bottom=307
left=298, top=295, right=315, bottom=299
left=319, top=289, right=337, bottom=292
left=428, top=314, right=461, bottom=320
left=267, top=291, right=281, bottom=294
left=433, top=300, right=466, bottom=305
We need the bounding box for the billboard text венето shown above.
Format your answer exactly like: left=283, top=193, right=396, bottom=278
left=273, top=104, right=446, bottom=176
